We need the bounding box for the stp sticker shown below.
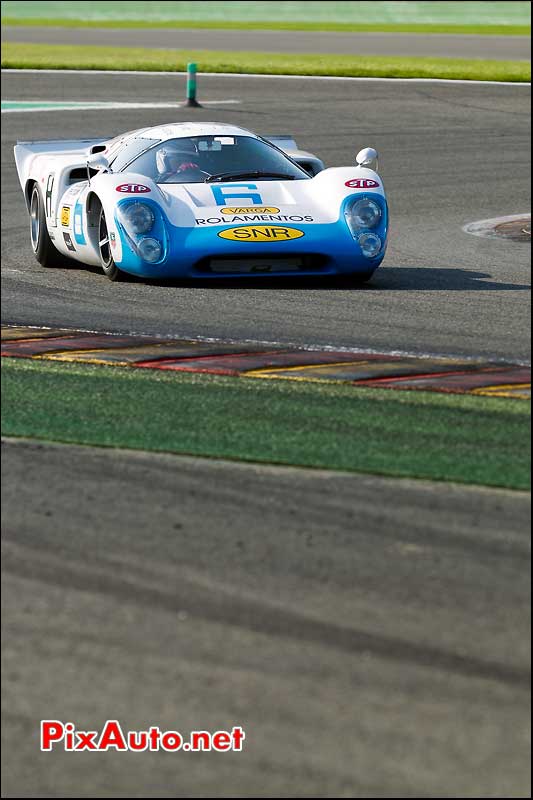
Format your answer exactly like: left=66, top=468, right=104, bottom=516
left=345, top=178, right=380, bottom=189
left=218, top=226, right=304, bottom=242
left=115, top=183, right=151, bottom=194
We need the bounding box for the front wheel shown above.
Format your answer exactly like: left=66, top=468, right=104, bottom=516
left=350, top=270, right=375, bottom=284
left=335, top=270, right=376, bottom=287
left=98, top=207, right=122, bottom=281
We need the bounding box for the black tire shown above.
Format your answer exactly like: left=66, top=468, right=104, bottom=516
left=350, top=270, right=375, bottom=284
left=98, top=206, right=122, bottom=281
left=29, top=183, right=72, bottom=268
left=335, top=270, right=375, bottom=287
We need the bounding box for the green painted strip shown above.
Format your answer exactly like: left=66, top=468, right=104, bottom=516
left=2, top=100, right=106, bottom=110
left=2, top=99, right=240, bottom=114
left=2, top=18, right=530, bottom=35
left=2, top=357, right=530, bottom=489
left=1, top=1, right=530, bottom=27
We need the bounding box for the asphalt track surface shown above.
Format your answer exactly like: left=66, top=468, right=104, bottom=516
left=1, top=71, right=531, bottom=362
left=3, top=25, right=531, bottom=60
left=2, top=438, right=531, bottom=798
left=1, top=71, right=531, bottom=797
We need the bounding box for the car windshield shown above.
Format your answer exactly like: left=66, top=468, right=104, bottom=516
left=123, top=135, right=310, bottom=183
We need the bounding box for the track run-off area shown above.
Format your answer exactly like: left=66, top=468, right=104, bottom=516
left=1, top=69, right=531, bottom=798
left=2, top=25, right=531, bottom=60
left=2, top=70, right=530, bottom=361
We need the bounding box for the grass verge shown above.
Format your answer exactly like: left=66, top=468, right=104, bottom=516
left=2, top=18, right=530, bottom=35
left=1, top=42, right=530, bottom=82
left=2, top=358, right=530, bottom=490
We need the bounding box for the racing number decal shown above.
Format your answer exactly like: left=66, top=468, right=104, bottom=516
left=211, top=184, right=262, bottom=206
left=45, top=174, right=54, bottom=217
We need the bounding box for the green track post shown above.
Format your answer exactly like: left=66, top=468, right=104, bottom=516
left=185, top=62, right=202, bottom=107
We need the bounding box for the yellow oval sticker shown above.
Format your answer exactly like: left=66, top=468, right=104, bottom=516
left=221, top=207, right=280, bottom=214
left=61, top=206, right=71, bottom=226
left=218, top=225, right=304, bottom=242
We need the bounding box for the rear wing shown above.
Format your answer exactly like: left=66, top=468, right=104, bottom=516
left=266, top=135, right=325, bottom=176
left=14, top=137, right=108, bottom=189
left=266, top=135, right=299, bottom=151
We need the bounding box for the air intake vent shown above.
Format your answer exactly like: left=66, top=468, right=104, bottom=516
left=195, top=254, right=329, bottom=275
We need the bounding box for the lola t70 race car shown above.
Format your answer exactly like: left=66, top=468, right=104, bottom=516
left=15, top=122, right=388, bottom=282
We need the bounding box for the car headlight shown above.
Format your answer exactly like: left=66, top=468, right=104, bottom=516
left=138, top=237, right=162, bottom=263
left=120, top=202, right=154, bottom=234
left=345, top=197, right=381, bottom=236
left=358, top=232, right=382, bottom=258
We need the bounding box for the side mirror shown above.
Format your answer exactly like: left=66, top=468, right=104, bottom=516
left=87, top=153, right=111, bottom=173
left=356, top=147, right=378, bottom=172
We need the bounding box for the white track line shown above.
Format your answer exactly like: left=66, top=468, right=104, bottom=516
left=1, top=99, right=241, bottom=113
left=2, top=68, right=530, bottom=86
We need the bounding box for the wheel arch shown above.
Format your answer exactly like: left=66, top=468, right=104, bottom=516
left=86, top=190, right=104, bottom=252
left=86, top=189, right=103, bottom=218
left=24, top=178, right=37, bottom=212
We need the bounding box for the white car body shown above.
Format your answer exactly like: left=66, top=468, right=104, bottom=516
left=15, top=122, right=388, bottom=280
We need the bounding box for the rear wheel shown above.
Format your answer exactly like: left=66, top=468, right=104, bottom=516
left=29, top=184, right=71, bottom=268
left=98, top=207, right=122, bottom=281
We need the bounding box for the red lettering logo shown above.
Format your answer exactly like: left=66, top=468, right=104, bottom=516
left=41, top=721, right=64, bottom=751
left=115, top=184, right=151, bottom=193
left=97, top=720, right=128, bottom=751
left=40, top=720, right=247, bottom=752
left=75, top=731, right=98, bottom=751
left=345, top=178, right=380, bottom=189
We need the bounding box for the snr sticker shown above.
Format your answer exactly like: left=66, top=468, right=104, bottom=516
left=218, top=225, right=304, bottom=242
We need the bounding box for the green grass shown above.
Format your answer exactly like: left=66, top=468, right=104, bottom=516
left=2, top=358, right=530, bottom=490
left=1, top=0, right=530, bottom=31
left=2, top=43, right=529, bottom=82
left=2, top=18, right=530, bottom=36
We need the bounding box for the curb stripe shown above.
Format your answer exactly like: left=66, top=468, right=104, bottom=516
left=1, top=326, right=530, bottom=399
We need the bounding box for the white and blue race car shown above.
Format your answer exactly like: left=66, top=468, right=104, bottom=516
left=15, top=122, right=388, bottom=282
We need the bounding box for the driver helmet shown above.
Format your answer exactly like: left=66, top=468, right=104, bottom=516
left=156, top=140, right=198, bottom=175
